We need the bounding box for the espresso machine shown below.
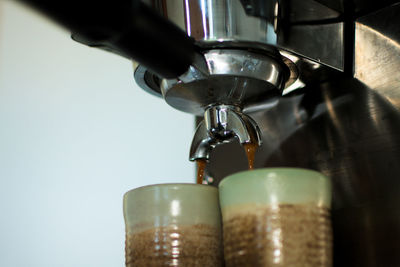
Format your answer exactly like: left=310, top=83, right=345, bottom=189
left=19, top=0, right=400, bottom=266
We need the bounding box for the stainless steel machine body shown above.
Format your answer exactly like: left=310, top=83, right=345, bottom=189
left=134, top=0, right=400, bottom=266
left=136, top=0, right=347, bottom=160
left=15, top=0, right=400, bottom=265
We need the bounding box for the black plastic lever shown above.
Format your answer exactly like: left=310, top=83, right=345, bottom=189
left=17, top=0, right=196, bottom=79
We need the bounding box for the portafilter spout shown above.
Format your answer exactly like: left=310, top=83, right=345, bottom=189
left=190, top=105, right=262, bottom=161
left=136, top=48, right=296, bottom=163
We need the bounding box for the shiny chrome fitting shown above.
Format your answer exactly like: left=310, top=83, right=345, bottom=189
left=190, top=104, right=262, bottom=161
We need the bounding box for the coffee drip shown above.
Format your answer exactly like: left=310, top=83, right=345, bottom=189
left=196, top=143, right=257, bottom=184
left=244, top=143, right=257, bottom=170
left=196, top=159, right=207, bottom=184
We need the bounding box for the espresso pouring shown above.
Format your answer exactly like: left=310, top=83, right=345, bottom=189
left=196, top=143, right=257, bottom=184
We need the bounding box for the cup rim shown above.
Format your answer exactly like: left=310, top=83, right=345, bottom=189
left=218, top=167, right=331, bottom=208
left=124, top=183, right=217, bottom=198
left=219, top=167, right=328, bottom=188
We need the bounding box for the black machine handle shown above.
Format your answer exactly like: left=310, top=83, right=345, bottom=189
left=17, top=0, right=196, bottom=79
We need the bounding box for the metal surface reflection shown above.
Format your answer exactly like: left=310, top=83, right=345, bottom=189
left=355, top=3, right=400, bottom=109
left=209, top=76, right=400, bottom=266
left=178, top=0, right=278, bottom=47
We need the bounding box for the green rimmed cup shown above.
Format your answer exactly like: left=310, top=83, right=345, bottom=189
left=219, top=168, right=333, bottom=267
left=123, top=184, right=223, bottom=267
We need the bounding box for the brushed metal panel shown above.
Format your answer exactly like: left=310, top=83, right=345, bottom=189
left=208, top=77, right=400, bottom=266
left=355, top=3, right=400, bottom=109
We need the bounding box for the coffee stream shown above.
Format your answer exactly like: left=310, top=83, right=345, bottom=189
left=244, top=143, right=257, bottom=170
left=196, top=143, right=257, bottom=184
left=196, top=159, right=207, bottom=184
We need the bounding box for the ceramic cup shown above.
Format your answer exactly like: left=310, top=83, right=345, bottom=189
left=219, top=168, right=333, bottom=267
left=123, top=184, right=223, bottom=267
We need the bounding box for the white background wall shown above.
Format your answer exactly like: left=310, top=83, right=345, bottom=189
left=0, top=1, right=194, bottom=266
